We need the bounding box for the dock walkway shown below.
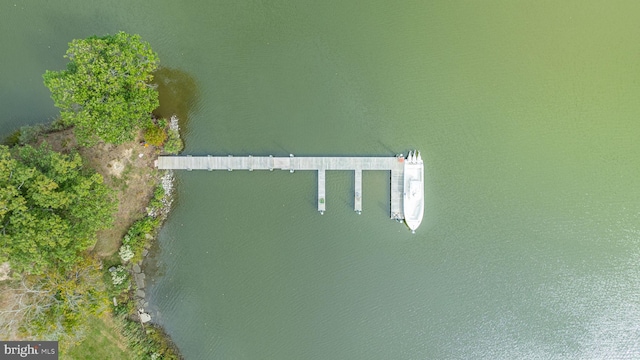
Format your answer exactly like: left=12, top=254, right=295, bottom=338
left=157, top=155, right=405, bottom=219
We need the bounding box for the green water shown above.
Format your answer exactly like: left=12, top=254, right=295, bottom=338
left=2, top=1, right=640, bottom=359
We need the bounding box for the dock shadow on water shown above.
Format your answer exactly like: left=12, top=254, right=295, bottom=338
left=153, top=66, right=200, bottom=138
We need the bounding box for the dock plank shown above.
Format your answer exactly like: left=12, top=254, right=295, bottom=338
left=354, top=169, right=362, bottom=214
left=318, top=169, right=326, bottom=214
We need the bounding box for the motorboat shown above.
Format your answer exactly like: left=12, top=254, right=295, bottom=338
left=403, top=150, right=424, bottom=233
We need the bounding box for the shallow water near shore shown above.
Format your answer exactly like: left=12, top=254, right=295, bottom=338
left=2, top=1, right=640, bottom=359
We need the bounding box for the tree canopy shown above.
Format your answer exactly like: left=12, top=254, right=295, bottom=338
left=1, top=255, right=107, bottom=343
left=0, top=145, right=115, bottom=275
left=43, top=32, right=159, bottom=145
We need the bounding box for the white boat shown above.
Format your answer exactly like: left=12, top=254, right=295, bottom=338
left=403, top=150, right=424, bottom=233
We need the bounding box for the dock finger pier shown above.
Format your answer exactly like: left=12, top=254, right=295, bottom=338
left=156, top=151, right=424, bottom=232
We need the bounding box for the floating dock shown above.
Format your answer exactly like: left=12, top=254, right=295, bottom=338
left=156, top=154, right=407, bottom=220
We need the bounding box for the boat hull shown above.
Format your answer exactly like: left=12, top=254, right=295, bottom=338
left=403, top=151, right=424, bottom=232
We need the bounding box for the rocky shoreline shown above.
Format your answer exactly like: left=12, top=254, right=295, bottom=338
left=102, top=115, right=183, bottom=358
left=132, top=170, right=174, bottom=325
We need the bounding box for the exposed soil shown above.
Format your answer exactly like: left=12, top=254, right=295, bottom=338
left=38, top=129, right=161, bottom=256
left=0, top=263, right=10, bottom=281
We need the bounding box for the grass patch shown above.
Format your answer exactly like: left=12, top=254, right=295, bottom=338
left=66, top=314, right=130, bottom=360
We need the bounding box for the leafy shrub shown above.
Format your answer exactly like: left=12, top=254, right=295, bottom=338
left=110, top=265, right=129, bottom=287
left=18, top=123, right=49, bottom=145
left=147, top=185, right=165, bottom=213
left=50, top=118, right=68, bottom=131
left=144, top=124, right=167, bottom=146
left=121, top=217, right=159, bottom=264
left=119, top=244, right=134, bottom=262
left=113, top=311, right=182, bottom=360
left=163, top=129, right=183, bottom=154
left=157, top=118, right=167, bottom=128
left=2, top=129, right=20, bottom=146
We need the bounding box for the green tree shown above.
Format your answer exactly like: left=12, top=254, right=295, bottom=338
left=0, top=145, right=115, bottom=275
left=43, top=32, right=159, bottom=145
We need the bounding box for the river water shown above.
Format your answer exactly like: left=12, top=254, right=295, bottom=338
left=2, top=1, right=640, bottom=359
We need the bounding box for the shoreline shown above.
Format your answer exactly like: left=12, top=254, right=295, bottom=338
left=0, top=117, right=184, bottom=358
left=131, top=170, right=174, bottom=325
left=107, top=116, right=183, bottom=359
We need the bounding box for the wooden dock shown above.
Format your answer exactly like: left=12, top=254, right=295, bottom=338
left=156, top=154, right=405, bottom=219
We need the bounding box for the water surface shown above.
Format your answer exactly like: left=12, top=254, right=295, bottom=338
left=2, top=1, right=640, bottom=359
